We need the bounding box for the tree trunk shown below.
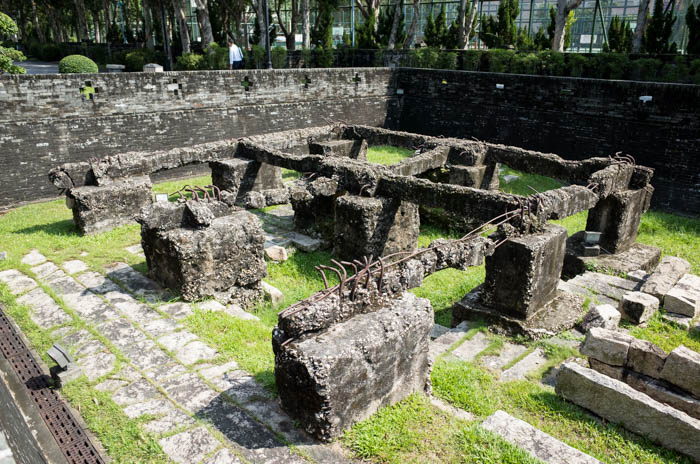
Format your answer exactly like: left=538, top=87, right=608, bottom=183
left=172, top=0, right=191, bottom=53
left=45, top=3, right=61, bottom=42
left=552, top=0, right=583, bottom=51
left=143, top=0, right=155, bottom=48
left=93, top=12, right=102, bottom=42
left=387, top=0, right=403, bottom=49
left=404, top=0, right=420, bottom=48
left=302, top=0, right=310, bottom=48
left=194, top=0, right=215, bottom=47
left=73, top=0, right=89, bottom=42
left=464, top=5, right=478, bottom=49
left=31, top=1, right=46, bottom=42
left=256, top=0, right=266, bottom=47
left=632, top=0, right=651, bottom=53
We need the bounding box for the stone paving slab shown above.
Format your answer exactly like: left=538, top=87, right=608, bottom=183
left=63, top=291, right=120, bottom=324
left=225, top=304, right=261, bottom=321
left=482, top=410, right=601, bottom=464
left=105, top=262, right=164, bottom=301
left=160, top=302, right=194, bottom=320
left=61, top=329, right=93, bottom=349
left=98, top=319, right=148, bottom=349
left=105, top=291, right=161, bottom=324
left=204, top=449, right=243, bottom=464
left=163, top=373, right=218, bottom=413
left=175, top=341, right=218, bottom=365
left=125, top=244, right=143, bottom=255
left=73, top=339, right=106, bottom=358
left=198, top=397, right=306, bottom=464
left=63, top=260, right=88, bottom=274
left=76, top=272, right=122, bottom=294
left=112, top=378, right=161, bottom=406
left=221, top=373, right=273, bottom=404
left=451, top=332, right=491, bottom=362
left=122, top=340, right=172, bottom=371
left=158, top=427, right=221, bottom=464
left=430, top=324, right=450, bottom=340
left=481, top=343, right=529, bottom=370
left=46, top=274, right=85, bottom=296
left=158, top=331, right=198, bottom=352
left=0, top=270, right=38, bottom=295
left=78, top=352, right=117, bottom=381
left=21, top=249, right=47, bottom=266
left=429, top=321, right=471, bottom=361
left=123, top=398, right=175, bottom=419
left=16, top=287, right=71, bottom=328
left=430, top=396, right=475, bottom=422
left=143, top=409, right=196, bottom=435
left=30, top=262, right=61, bottom=280
left=198, top=300, right=226, bottom=312
left=145, top=363, right=188, bottom=383
left=500, top=348, right=548, bottom=382
left=141, top=318, right=179, bottom=337
left=95, top=379, right=129, bottom=392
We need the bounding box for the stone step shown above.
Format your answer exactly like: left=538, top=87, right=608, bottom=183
left=429, top=321, right=471, bottom=361
left=565, top=272, right=640, bottom=305
left=480, top=342, right=529, bottom=370
left=500, top=348, right=547, bottom=382
left=451, top=332, right=491, bottom=362
left=482, top=410, right=601, bottom=464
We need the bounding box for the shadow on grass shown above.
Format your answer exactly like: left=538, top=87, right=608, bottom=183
left=15, top=219, right=81, bottom=237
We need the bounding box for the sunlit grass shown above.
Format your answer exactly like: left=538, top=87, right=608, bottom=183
left=367, top=145, right=413, bottom=165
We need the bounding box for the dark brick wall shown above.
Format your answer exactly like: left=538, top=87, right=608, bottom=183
left=395, top=68, right=700, bottom=215
left=0, top=68, right=398, bottom=207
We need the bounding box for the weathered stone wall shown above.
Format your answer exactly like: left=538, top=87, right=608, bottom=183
left=0, top=68, right=398, bottom=208
left=395, top=69, right=700, bottom=214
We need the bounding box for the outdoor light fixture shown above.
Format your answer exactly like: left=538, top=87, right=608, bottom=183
left=396, top=89, right=404, bottom=95
left=639, top=96, right=652, bottom=103
left=47, top=343, right=73, bottom=370
left=47, top=343, right=79, bottom=387
left=155, top=193, right=169, bottom=203
left=496, top=84, right=504, bottom=89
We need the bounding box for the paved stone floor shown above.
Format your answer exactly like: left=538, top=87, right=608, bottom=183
left=14, top=60, right=59, bottom=74
left=0, top=250, right=351, bottom=464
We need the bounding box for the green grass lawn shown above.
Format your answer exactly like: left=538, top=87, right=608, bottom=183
left=1, top=169, right=699, bottom=464
left=367, top=145, right=414, bottom=165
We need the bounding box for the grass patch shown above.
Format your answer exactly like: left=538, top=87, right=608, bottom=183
left=499, top=165, right=564, bottom=197
left=628, top=311, right=700, bottom=354
left=282, top=168, right=302, bottom=182
left=366, top=145, right=413, bottom=165
left=410, top=267, right=484, bottom=327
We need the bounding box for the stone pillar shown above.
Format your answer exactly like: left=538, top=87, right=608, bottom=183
left=448, top=163, right=500, bottom=190
left=309, top=139, right=368, bottom=160
left=481, top=224, right=568, bottom=319
left=334, top=195, right=420, bottom=261
left=210, top=158, right=285, bottom=208
left=586, top=187, right=653, bottom=254
left=289, top=176, right=339, bottom=240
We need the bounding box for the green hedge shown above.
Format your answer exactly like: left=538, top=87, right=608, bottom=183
left=58, top=54, right=98, bottom=74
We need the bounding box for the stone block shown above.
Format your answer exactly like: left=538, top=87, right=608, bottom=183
left=586, top=188, right=652, bottom=254
left=481, top=224, right=567, bottom=319
left=143, top=63, right=163, bottom=72
left=664, top=274, right=700, bottom=318
left=627, top=270, right=648, bottom=282
left=273, top=292, right=433, bottom=441
left=640, top=256, right=690, bottom=300
left=556, top=362, right=700, bottom=462
left=583, top=245, right=600, bottom=257
left=262, top=281, right=284, bottom=306
left=627, top=338, right=667, bottom=379
left=619, top=291, right=659, bottom=324
left=289, top=177, right=338, bottom=239
left=265, top=245, right=288, bottom=262
left=481, top=410, right=601, bottom=464
left=580, top=304, right=621, bottom=332
left=334, top=195, right=419, bottom=261
left=580, top=327, right=633, bottom=366
left=309, top=139, right=366, bottom=159
left=69, top=176, right=153, bottom=234
left=563, top=232, right=660, bottom=278
left=210, top=158, right=283, bottom=207
left=139, top=201, right=266, bottom=307
left=661, top=346, right=700, bottom=398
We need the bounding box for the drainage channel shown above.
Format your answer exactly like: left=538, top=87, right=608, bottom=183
left=0, top=308, right=104, bottom=464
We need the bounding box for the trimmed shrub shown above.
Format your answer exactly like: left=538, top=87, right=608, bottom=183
left=206, top=42, right=228, bottom=70
left=437, top=51, right=458, bottom=70
left=125, top=51, right=146, bottom=72
left=537, top=50, right=565, bottom=76
left=301, top=47, right=312, bottom=68
left=314, top=46, right=334, bottom=68
left=627, top=58, right=661, bottom=81
left=249, top=45, right=266, bottom=68
left=593, top=53, right=629, bottom=79
left=271, top=46, right=287, bottom=68
left=565, top=53, right=588, bottom=77
left=27, top=41, right=42, bottom=59
left=462, top=50, right=482, bottom=71
left=689, top=59, right=700, bottom=84
left=481, top=49, right=514, bottom=73
left=58, top=54, right=98, bottom=74
left=38, top=43, right=61, bottom=61
left=660, top=56, right=689, bottom=83
left=510, top=53, right=538, bottom=74
left=175, top=52, right=206, bottom=70
left=417, top=47, right=439, bottom=68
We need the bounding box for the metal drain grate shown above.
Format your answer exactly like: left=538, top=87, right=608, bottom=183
left=0, top=306, right=104, bottom=464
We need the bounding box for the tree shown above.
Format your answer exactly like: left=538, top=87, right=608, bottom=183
left=0, top=11, right=26, bottom=74
left=546, top=5, right=574, bottom=50
left=193, top=0, right=214, bottom=48
left=534, top=26, right=549, bottom=49
left=645, top=0, right=677, bottom=53
left=633, top=0, right=652, bottom=52
left=251, top=8, right=276, bottom=47
left=479, top=0, right=519, bottom=48
left=604, top=15, right=633, bottom=52
left=385, top=0, right=406, bottom=49
left=424, top=5, right=447, bottom=47
left=403, top=0, right=420, bottom=48
left=275, top=0, right=299, bottom=50
left=301, top=0, right=310, bottom=48
left=687, top=3, right=700, bottom=54
left=172, top=0, right=191, bottom=53
left=311, top=0, right=338, bottom=48
left=551, top=0, right=583, bottom=51
left=456, top=0, right=478, bottom=48
left=356, top=7, right=379, bottom=48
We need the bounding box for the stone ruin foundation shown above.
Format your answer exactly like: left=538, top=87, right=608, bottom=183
left=137, top=195, right=266, bottom=307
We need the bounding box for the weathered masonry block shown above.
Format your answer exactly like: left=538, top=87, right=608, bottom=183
left=334, top=195, right=419, bottom=260
left=138, top=200, right=266, bottom=307
left=586, top=187, right=653, bottom=254
left=68, top=176, right=152, bottom=235
left=481, top=224, right=568, bottom=319
left=209, top=158, right=286, bottom=208
left=272, top=292, right=433, bottom=441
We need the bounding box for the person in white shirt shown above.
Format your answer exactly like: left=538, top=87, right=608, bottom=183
left=228, top=39, right=243, bottom=70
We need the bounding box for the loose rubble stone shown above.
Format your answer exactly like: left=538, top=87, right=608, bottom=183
left=262, top=281, right=283, bottom=306
left=288, top=232, right=321, bottom=252
left=664, top=274, right=700, bottom=318
left=661, top=346, right=700, bottom=398
left=62, top=260, right=88, bottom=274
left=265, top=245, right=288, bottom=262
left=662, top=312, right=693, bottom=329
left=21, top=250, right=47, bottom=266
left=556, top=362, right=700, bottom=462
left=580, top=304, right=621, bottom=331
left=451, top=332, right=491, bottom=362
left=500, top=348, right=547, bottom=381
left=627, top=338, right=667, bottom=379
left=619, top=291, right=659, bottom=324
left=640, top=256, right=691, bottom=300
left=627, top=270, right=648, bottom=282
left=580, top=327, right=633, bottom=366
left=0, top=270, right=38, bottom=295
left=482, top=410, right=601, bottom=464
left=158, top=427, right=220, bottom=464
